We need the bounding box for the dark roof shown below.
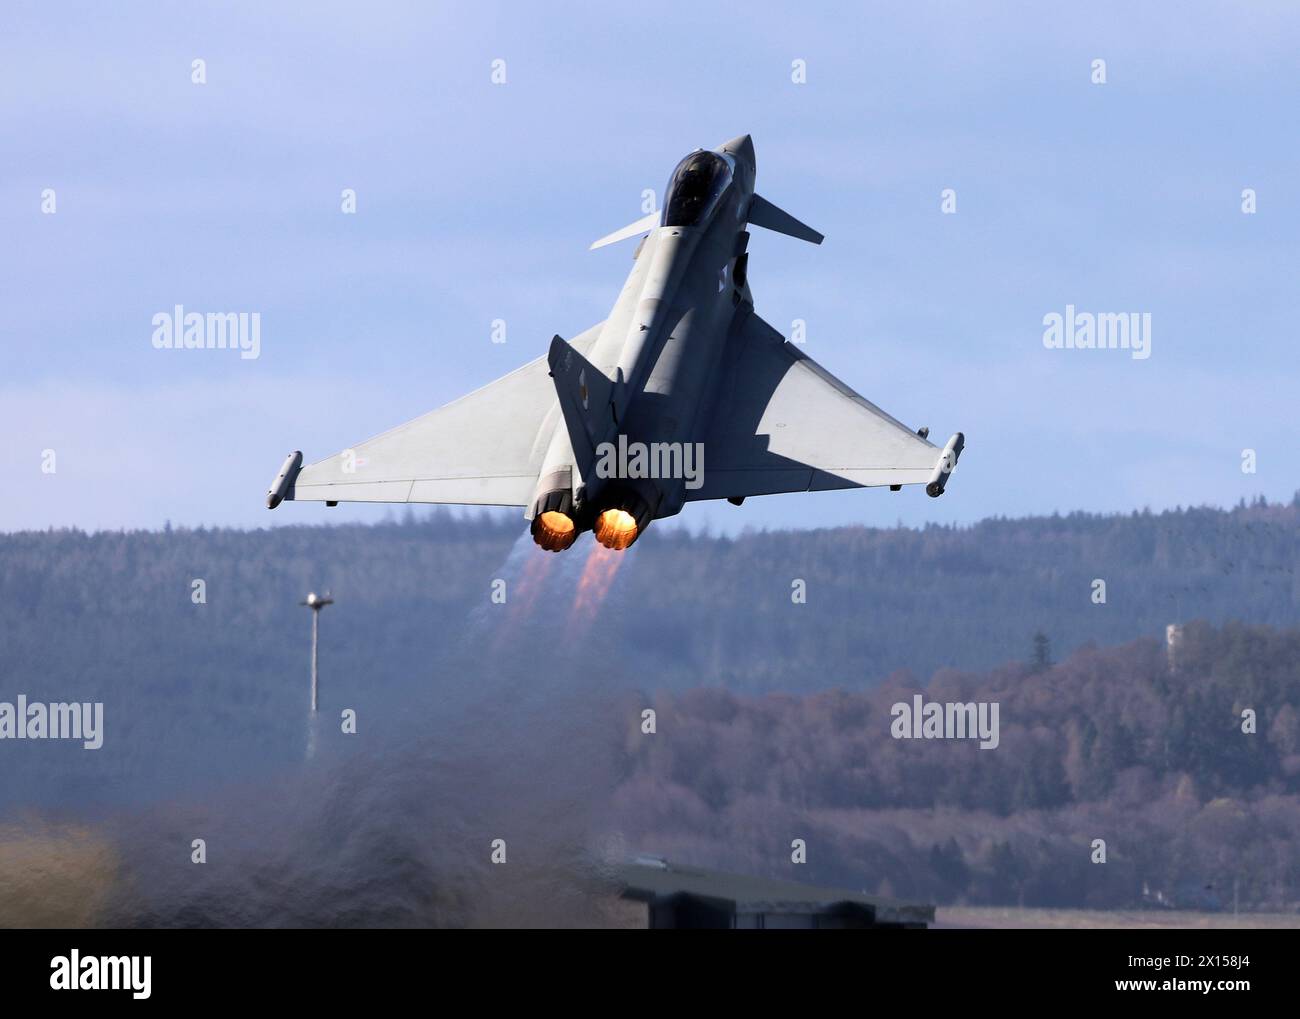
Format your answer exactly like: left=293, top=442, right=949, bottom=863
left=615, top=857, right=934, bottom=926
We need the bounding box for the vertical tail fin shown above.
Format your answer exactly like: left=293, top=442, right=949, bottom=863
left=547, top=335, right=624, bottom=461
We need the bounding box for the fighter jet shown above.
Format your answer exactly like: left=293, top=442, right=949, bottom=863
left=266, top=135, right=965, bottom=552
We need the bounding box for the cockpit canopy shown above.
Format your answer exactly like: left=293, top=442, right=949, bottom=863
left=662, top=150, right=734, bottom=228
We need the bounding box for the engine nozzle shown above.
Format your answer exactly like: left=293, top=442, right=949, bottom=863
left=532, top=510, right=578, bottom=552
left=592, top=489, right=653, bottom=551
left=530, top=489, right=582, bottom=552
left=594, top=508, right=638, bottom=550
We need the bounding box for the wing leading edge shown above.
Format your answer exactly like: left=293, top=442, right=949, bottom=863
left=689, top=313, right=961, bottom=502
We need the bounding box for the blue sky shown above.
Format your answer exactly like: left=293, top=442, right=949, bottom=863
left=3, top=1, right=1297, bottom=534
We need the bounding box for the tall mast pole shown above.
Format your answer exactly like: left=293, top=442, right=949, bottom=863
left=301, top=591, right=332, bottom=716
left=311, top=608, right=320, bottom=713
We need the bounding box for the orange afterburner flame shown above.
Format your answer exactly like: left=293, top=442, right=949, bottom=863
left=570, top=541, right=624, bottom=633
left=594, top=508, right=638, bottom=550
left=532, top=510, right=577, bottom=552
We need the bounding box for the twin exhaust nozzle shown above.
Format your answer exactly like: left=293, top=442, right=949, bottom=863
left=529, top=488, right=653, bottom=552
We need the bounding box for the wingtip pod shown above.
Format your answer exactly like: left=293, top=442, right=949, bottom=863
left=266, top=450, right=303, bottom=508
left=925, top=433, right=965, bottom=498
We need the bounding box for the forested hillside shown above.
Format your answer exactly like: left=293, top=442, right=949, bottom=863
left=612, top=621, right=1300, bottom=909
left=2, top=501, right=1298, bottom=913
left=2, top=497, right=1297, bottom=703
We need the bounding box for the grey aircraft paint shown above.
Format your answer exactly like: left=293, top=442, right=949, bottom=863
left=267, top=135, right=964, bottom=552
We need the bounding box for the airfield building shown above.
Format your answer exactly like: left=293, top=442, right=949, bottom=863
left=616, top=857, right=933, bottom=929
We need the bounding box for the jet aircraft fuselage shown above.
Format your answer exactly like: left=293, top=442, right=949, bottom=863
left=531, top=136, right=760, bottom=549
left=268, top=134, right=964, bottom=553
